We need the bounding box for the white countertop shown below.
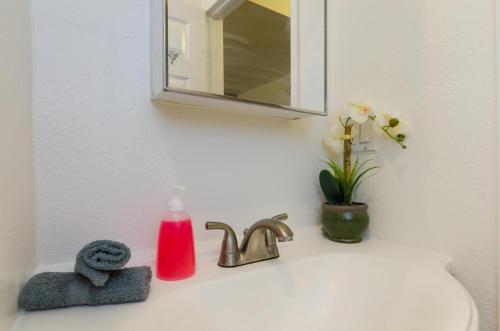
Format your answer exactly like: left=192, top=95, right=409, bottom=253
left=13, top=227, right=478, bottom=331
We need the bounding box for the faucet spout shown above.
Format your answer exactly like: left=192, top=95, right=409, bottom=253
left=240, top=218, right=294, bottom=252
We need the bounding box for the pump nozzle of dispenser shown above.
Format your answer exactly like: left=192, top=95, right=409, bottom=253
left=168, top=186, right=186, bottom=211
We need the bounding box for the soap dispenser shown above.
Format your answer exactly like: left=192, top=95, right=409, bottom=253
left=156, top=186, right=195, bottom=280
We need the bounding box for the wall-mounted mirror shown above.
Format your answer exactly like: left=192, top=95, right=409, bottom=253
left=151, top=0, right=327, bottom=118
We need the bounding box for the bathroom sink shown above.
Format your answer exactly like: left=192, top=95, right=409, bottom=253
left=13, top=230, right=477, bottom=331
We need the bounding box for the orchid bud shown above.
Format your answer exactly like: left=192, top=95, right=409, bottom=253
left=389, top=118, right=400, bottom=128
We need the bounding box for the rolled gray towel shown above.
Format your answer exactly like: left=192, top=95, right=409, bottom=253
left=20, top=267, right=152, bottom=311
left=75, top=240, right=131, bottom=287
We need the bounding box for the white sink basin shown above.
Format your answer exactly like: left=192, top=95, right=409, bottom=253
left=13, top=229, right=478, bottom=331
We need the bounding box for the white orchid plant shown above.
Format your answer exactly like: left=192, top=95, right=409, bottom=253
left=320, top=94, right=409, bottom=205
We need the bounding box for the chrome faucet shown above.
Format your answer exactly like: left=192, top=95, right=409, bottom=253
left=206, top=214, right=293, bottom=268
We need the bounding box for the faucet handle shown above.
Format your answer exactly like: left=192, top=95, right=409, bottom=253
left=205, top=222, right=240, bottom=267
left=206, top=221, right=232, bottom=232
left=205, top=222, right=238, bottom=253
left=271, top=213, right=288, bottom=222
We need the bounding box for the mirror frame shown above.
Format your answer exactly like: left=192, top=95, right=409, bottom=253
left=150, top=0, right=328, bottom=118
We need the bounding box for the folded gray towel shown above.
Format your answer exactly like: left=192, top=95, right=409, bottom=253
left=75, top=240, right=131, bottom=287
left=20, top=267, right=152, bottom=311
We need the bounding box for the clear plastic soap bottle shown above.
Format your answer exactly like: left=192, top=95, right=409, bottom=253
left=156, top=186, right=195, bottom=280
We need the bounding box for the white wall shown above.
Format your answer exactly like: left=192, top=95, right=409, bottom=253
left=328, top=1, right=497, bottom=330
left=32, top=0, right=497, bottom=330
left=0, top=0, right=36, bottom=330
left=31, top=0, right=326, bottom=264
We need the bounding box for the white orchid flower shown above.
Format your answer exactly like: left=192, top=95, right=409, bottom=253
left=322, top=135, right=344, bottom=156
left=322, top=122, right=357, bottom=156
left=348, top=102, right=373, bottom=124
left=347, top=91, right=377, bottom=124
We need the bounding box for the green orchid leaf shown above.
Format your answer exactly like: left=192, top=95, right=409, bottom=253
left=319, top=170, right=341, bottom=204
left=321, top=158, right=379, bottom=205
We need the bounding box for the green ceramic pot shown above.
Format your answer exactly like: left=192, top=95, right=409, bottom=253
left=321, top=203, right=369, bottom=243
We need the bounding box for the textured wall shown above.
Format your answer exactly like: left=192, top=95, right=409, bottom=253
left=328, top=1, right=497, bottom=330
left=32, top=0, right=326, bottom=264
left=32, top=0, right=496, bottom=329
left=0, top=0, right=36, bottom=329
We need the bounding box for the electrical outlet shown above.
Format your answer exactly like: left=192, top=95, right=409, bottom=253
left=352, top=123, right=377, bottom=155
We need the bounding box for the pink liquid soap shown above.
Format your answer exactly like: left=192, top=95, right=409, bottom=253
left=156, top=186, right=195, bottom=281
left=156, top=218, right=195, bottom=280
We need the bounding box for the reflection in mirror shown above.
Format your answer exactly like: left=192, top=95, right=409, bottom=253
left=222, top=1, right=291, bottom=106
left=167, top=0, right=325, bottom=113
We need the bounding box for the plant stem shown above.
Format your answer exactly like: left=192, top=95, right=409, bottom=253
left=343, top=125, right=352, bottom=177
left=382, top=126, right=407, bottom=149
